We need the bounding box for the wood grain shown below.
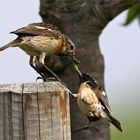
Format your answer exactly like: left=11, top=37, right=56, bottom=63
left=0, top=82, right=71, bottom=140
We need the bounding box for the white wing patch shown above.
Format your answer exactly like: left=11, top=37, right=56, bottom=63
left=101, top=91, right=106, bottom=96
left=47, top=28, right=53, bottom=32
left=34, top=26, right=47, bottom=30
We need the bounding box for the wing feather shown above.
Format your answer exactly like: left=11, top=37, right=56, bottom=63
left=87, top=81, right=111, bottom=113
left=10, top=22, right=60, bottom=39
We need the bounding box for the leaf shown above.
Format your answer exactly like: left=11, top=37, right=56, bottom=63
left=138, top=13, right=140, bottom=25
left=124, top=3, right=140, bottom=25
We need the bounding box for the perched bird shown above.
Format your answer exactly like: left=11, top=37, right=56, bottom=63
left=0, top=22, right=76, bottom=81
left=73, top=64, right=123, bottom=132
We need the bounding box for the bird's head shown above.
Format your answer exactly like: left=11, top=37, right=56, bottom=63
left=73, top=63, right=96, bottom=84
left=81, top=73, right=98, bottom=88
left=61, top=35, right=75, bottom=57
left=81, top=73, right=94, bottom=83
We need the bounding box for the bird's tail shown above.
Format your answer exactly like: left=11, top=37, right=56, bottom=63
left=0, top=38, right=20, bottom=51
left=107, top=112, right=123, bottom=132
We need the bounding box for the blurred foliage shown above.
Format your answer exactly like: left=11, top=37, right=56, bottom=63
left=124, top=3, right=140, bottom=25
left=111, top=101, right=140, bottom=140
left=111, top=114, right=140, bottom=140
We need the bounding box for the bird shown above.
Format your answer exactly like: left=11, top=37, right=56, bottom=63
left=73, top=63, right=123, bottom=132
left=0, top=22, right=76, bottom=82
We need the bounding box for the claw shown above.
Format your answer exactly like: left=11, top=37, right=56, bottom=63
left=36, top=74, right=63, bottom=83
left=36, top=75, right=55, bottom=82
left=36, top=76, right=43, bottom=82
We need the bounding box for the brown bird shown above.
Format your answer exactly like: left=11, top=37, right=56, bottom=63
left=73, top=64, right=123, bottom=132
left=0, top=22, right=76, bottom=81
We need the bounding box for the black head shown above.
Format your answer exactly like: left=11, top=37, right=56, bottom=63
left=73, top=63, right=96, bottom=84
left=81, top=73, right=97, bottom=85
left=76, top=70, right=95, bottom=84
left=81, top=73, right=93, bottom=82
left=82, top=73, right=103, bottom=91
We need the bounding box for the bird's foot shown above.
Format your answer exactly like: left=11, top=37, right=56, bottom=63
left=41, top=64, right=66, bottom=86
left=36, top=74, right=66, bottom=87
left=36, top=75, right=56, bottom=82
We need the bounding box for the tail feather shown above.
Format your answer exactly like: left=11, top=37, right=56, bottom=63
left=0, top=38, right=20, bottom=51
left=107, top=113, right=123, bottom=132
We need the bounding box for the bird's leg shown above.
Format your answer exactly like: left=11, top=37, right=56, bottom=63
left=39, top=53, right=61, bottom=81
left=29, top=56, right=46, bottom=81
left=38, top=54, right=67, bottom=86
left=42, top=64, right=60, bottom=80
left=42, top=64, right=68, bottom=86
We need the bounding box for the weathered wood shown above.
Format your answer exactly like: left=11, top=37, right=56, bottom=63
left=0, top=82, right=71, bottom=140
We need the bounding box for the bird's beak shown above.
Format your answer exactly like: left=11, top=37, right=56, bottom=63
left=72, top=56, right=80, bottom=65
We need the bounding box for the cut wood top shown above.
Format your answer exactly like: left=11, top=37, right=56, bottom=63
left=0, top=82, right=69, bottom=94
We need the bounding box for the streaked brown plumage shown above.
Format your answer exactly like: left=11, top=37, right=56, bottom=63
left=0, top=22, right=75, bottom=81
left=73, top=65, right=123, bottom=132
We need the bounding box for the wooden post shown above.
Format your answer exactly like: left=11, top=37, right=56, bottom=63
left=0, top=82, right=71, bottom=140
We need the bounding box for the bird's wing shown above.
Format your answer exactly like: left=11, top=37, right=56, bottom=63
left=87, top=81, right=111, bottom=113
left=10, top=22, right=60, bottom=38
left=81, top=92, right=94, bottom=105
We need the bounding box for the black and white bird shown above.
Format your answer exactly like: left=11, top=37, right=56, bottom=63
left=73, top=64, right=123, bottom=132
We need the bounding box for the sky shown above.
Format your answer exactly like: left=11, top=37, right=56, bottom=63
left=0, top=1, right=140, bottom=138
left=0, top=0, right=41, bottom=83
left=100, top=12, right=140, bottom=111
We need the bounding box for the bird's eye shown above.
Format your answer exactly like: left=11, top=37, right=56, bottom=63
left=70, top=45, right=74, bottom=50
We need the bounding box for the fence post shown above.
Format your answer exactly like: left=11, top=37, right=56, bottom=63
left=0, top=82, right=71, bottom=140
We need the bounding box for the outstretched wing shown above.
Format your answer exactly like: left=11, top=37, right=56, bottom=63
left=10, top=22, right=60, bottom=38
